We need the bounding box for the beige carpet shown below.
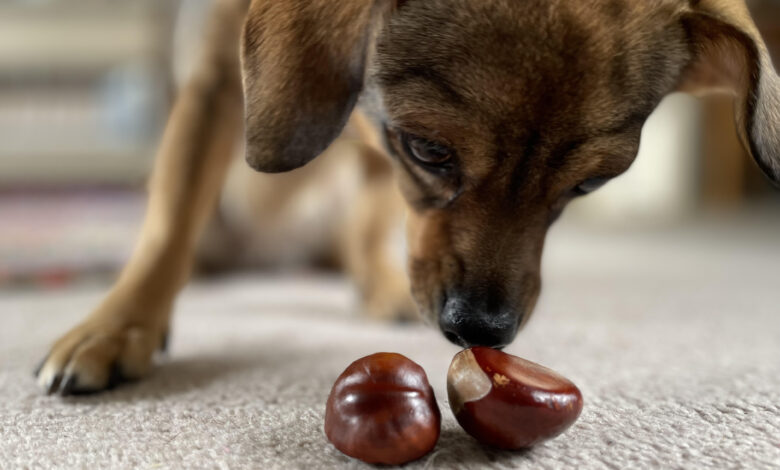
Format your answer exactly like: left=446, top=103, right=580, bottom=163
left=2, top=216, right=780, bottom=469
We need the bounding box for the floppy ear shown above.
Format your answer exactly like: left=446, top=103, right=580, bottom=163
left=240, top=0, right=397, bottom=173
left=677, top=0, right=780, bottom=185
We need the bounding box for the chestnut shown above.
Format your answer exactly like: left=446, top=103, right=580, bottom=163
left=447, top=347, right=582, bottom=449
left=324, top=353, right=441, bottom=465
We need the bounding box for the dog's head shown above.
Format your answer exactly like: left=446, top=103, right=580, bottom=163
left=241, top=0, right=779, bottom=347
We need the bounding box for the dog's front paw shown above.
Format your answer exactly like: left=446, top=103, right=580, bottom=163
left=362, top=277, right=420, bottom=323
left=35, top=320, right=167, bottom=396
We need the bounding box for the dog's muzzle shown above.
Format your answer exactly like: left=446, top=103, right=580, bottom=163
left=438, top=293, right=521, bottom=349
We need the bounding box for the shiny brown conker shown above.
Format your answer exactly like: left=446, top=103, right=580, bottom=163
left=447, top=347, right=583, bottom=449
left=324, top=353, right=441, bottom=465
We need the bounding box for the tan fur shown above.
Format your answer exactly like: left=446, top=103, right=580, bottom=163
left=241, top=0, right=395, bottom=172
left=37, top=0, right=778, bottom=393
left=37, top=0, right=251, bottom=393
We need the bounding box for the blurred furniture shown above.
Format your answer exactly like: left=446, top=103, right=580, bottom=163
left=0, top=0, right=176, bottom=185
left=570, top=94, right=701, bottom=225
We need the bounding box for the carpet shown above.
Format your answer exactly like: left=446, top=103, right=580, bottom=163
left=1, top=215, right=780, bottom=469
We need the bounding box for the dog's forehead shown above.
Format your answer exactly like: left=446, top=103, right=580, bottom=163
left=379, top=0, right=595, bottom=96
left=374, top=0, right=685, bottom=138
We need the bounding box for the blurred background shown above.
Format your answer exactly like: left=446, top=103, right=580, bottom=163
left=0, top=0, right=777, bottom=290
left=1, top=4, right=778, bottom=466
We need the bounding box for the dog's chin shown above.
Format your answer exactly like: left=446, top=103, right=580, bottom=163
left=409, top=294, right=437, bottom=329
left=415, top=306, right=438, bottom=329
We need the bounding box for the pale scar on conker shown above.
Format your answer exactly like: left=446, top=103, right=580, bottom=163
left=447, top=347, right=583, bottom=449
left=324, top=352, right=441, bottom=465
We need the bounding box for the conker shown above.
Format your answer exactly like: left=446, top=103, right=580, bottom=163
left=325, top=353, right=441, bottom=465
left=447, top=347, right=582, bottom=449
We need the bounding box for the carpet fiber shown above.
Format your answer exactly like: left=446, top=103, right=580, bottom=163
left=2, top=217, right=780, bottom=469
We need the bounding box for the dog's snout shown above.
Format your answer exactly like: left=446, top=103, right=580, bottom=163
left=438, top=294, right=520, bottom=349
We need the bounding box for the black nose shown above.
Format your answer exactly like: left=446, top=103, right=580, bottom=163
left=438, top=294, right=520, bottom=348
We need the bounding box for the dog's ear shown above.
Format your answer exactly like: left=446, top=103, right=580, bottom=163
left=677, top=0, right=780, bottom=185
left=240, top=0, right=398, bottom=173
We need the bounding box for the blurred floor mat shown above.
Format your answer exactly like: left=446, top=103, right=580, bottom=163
left=0, top=189, right=144, bottom=287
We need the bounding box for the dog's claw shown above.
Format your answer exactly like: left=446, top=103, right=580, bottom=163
left=61, top=377, right=103, bottom=396
left=46, top=373, right=63, bottom=395
left=59, top=375, right=77, bottom=396
left=33, top=358, right=47, bottom=378
left=107, top=363, right=126, bottom=389
left=56, top=365, right=131, bottom=396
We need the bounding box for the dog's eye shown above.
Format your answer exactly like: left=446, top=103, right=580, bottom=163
left=401, top=133, right=455, bottom=169
left=572, top=177, right=609, bottom=196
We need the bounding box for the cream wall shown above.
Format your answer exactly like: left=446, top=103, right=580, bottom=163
left=569, top=94, right=703, bottom=225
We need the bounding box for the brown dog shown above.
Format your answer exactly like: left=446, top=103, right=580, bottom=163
left=36, top=0, right=779, bottom=395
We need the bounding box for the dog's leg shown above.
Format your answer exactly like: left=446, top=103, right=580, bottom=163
left=340, top=136, right=418, bottom=322
left=36, top=0, right=248, bottom=395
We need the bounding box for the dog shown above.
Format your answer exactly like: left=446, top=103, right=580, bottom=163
left=35, top=0, right=779, bottom=395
